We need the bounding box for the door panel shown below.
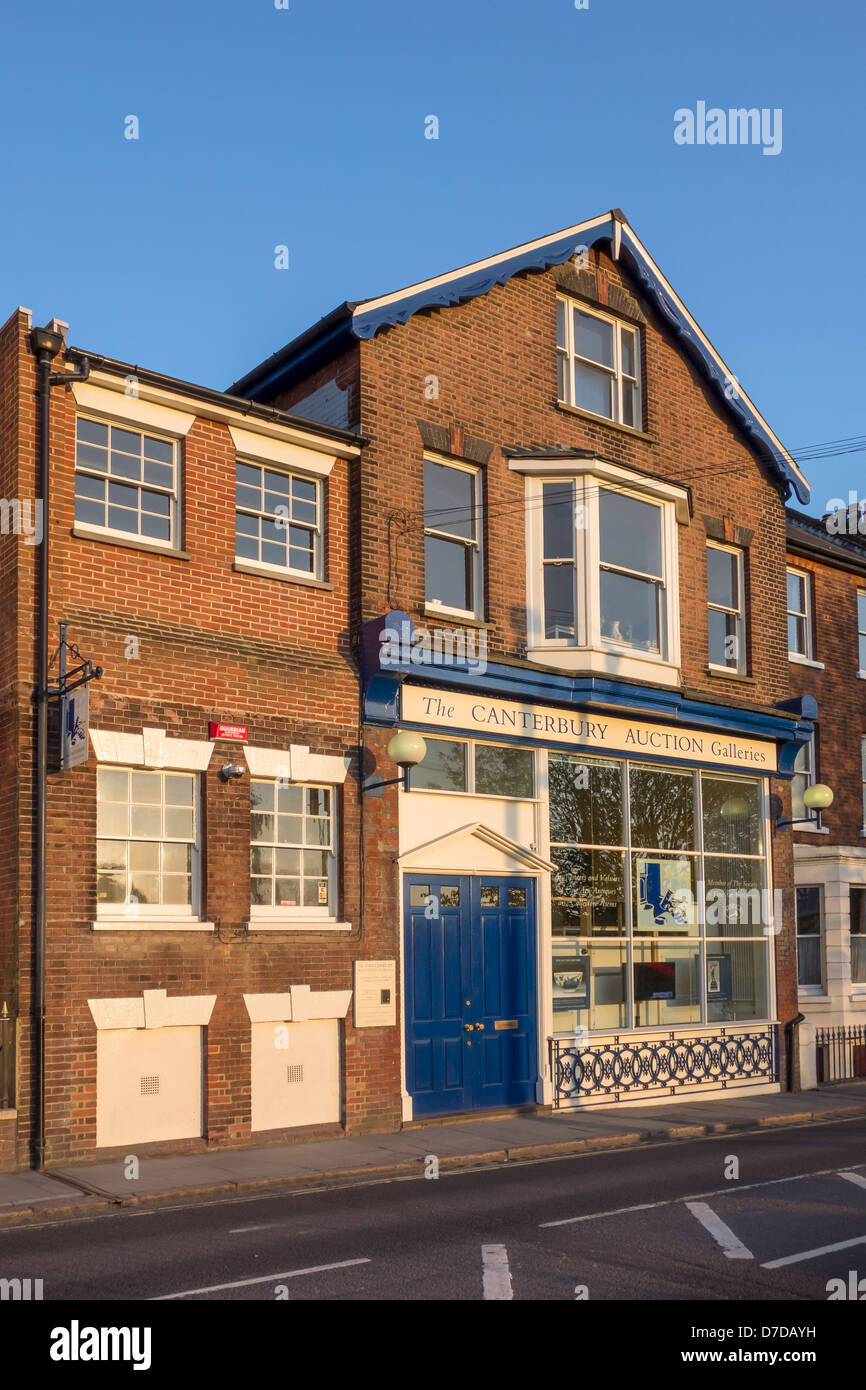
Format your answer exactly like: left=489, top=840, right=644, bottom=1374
left=404, top=874, right=538, bottom=1116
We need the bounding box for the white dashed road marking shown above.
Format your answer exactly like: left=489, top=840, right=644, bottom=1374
left=684, top=1201, right=753, bottom=1259
left=762, top=1235, right=866, bottom=1269
left=482, top=1244, right=513, bottom=1300
left=151, top=1257, right=370, bottom=1299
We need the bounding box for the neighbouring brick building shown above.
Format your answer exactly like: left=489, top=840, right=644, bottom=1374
left=231, top=210, right=816, bottom=1117
left=0, top=211, right=833, bottom=1170
left=0, top=303, right=390, bottom=1171
left=786, top=506, right=866, bottom=1084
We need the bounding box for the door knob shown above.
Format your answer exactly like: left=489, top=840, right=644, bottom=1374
left=474, top=1022, right=485, bottom=1031
left=464, top=1023, right=473, bottom=1031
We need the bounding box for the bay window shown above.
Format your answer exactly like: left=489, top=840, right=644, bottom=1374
left=520, top=459, right=686, bottom=680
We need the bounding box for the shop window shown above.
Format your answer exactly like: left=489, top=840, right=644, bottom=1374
left=851, top=887, right=866, bottom=985
left=96, top=767, right=198, bottom=917
left=796, top=886, right=824, bottom=990
left=250, top=781, right=336, bottom=918
left=548, top=753, right=770, bottom=1033
left=423, top=458, right=483, bottom=618
left=707, top=542, right=746, bottom=672
left=787, top=569, right=813, bottom=659
left=235, top=460, right=321, bottom=577
left=408, top=738, right=533, bottom=798
left=556, top=298, right=641, bottom=427
left=75, top=417, right=179, bottom=546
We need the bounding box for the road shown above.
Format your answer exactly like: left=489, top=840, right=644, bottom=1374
left=1, top=1116, right=865, bottom=1301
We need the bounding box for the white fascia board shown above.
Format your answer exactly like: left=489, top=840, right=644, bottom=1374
left=510, top=455, right=691, bottom=524
left=77, top=370, right=360, bottom=459
left=353, top=213, right=612, bottom=318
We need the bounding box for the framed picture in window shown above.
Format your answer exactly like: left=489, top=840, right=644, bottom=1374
left=704, top=954, right=732, bottom=1001
left=552, top=954, right=589, bottom=1007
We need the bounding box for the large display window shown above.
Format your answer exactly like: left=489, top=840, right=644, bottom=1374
left=549, top=755, right=771, bottom=1032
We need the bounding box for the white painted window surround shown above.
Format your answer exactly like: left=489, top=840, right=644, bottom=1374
left=513, top=457, right=687, bottom=683
left=89, top=728, right=214, bottom=931
left=243, top=744, right=353, bottom=930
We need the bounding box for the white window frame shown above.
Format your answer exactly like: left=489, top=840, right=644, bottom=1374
left=556, top=296, right=642, bottom=428
left=423, top=454, right=484, bottom=620
left=861, top=735, right=866, bottom=832
left=235, top=458, right=323, bottom=580
left=74, top=414, right=181, bottom=550
left=858, top=592, right=866, bottom=676
left=707, top=541, right=746, bottom=673
left=248, top=779, right=340, bottom=925
left=787, top=567, right=813, bottom=661
left=791, top=736, right=823, bottom=833
left=95, top=766, right=203, bottom=924
left=522, top=466, right=683, bottom=681
left=407, top=735, right=537, bottom=800
left=796, top=883, right=825, bottom=993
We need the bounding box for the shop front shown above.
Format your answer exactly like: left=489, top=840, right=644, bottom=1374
left=364, top=615, right=815, bottom=1117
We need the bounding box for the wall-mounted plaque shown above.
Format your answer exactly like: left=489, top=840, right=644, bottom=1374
left=353, top=960, right=397, bottom=1028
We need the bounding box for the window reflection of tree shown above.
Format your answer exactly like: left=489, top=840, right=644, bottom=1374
left=474, top=744, right=532, bottom=797
left=629, top=767, right=695, bottom=851
left=414, top=739, right=466, bottom=790
left=549, top=756, right=624, bottom=846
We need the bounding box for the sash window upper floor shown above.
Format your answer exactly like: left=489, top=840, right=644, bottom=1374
left=75, top=417, right=179, bottom=547
left=512, top=456, right=688, bottom=684
left=556, top=296, right=642, bottom=428
left=235, top=459, right=322, bottom=579
left=423, top=456, right=484, bottom=619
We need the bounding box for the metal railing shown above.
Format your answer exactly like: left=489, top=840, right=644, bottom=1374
left=816, top=1025, right=866, bottom=1084
left=549, top=1025, right=779, bottom=1107
left=0, top=1002, right=14, bottom=1110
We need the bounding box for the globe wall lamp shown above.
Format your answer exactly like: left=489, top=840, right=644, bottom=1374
left=775, top=782, right=834, bottom=831
left=364, top=731, right=427, bottom=792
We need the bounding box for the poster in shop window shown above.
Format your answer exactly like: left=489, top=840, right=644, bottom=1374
left=635, top=857, right=693, bottom=932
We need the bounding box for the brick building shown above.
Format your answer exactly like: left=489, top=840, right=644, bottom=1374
left=0, top=305, right=386, bottom=1171
left=0, top=212, right=831, bottom=1169
left=232, top=210, right=816, bottom=1116
left=786, top=506, right=866, bottom=1083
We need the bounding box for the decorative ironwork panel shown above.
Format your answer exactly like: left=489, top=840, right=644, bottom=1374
left=815, top=1025, right=866, bottom=1084
left=550, top=1026, right=778, bottom=1107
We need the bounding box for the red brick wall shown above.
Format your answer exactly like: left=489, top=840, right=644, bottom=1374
left=787, top=545, right=866, bottom=846
left=1, top=328, right=404, bottom=1168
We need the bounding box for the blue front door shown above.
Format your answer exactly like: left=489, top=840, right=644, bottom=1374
left=403, top=874, right=538, bottom=1117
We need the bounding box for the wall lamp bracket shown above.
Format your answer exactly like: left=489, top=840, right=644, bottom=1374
left=218, top=764, right=246, bottom=782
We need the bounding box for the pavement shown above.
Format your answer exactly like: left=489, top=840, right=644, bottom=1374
left=1, top=1082, right=865, bottom=1224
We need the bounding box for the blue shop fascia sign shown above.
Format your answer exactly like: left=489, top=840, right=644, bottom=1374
left=361, top=610, right=815, bottom=778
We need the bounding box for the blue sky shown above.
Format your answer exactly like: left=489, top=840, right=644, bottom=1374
left=1, top=0, right=862, bottom=516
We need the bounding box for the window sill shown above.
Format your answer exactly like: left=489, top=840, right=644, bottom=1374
left=706, top=666, right=755, bottom=683
left=92, top=919, right=215, bottom=932
left=555, top=400, right=656, bottom=443
left=423, top=607, right=491, bottom=629
left=232, top=560, right=333, bottom=590
left=526, top=645, right=680, bottom=686
left=797, top=991, right=830, bottom=1002
left=793, top=825, right=830, bottom=835
left=858, top=672, right=866, bottom=681
left=789, top=653, right=825, bottom=670
left=246, top=918, right=352, bottom=932
left=72, top=526, right=191, bottom=560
